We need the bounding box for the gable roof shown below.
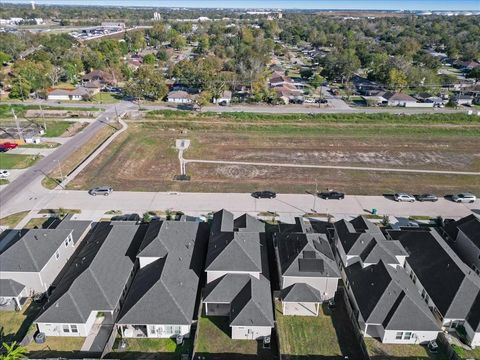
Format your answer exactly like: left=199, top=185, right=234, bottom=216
left=276, top=232, right=340, bottom=278
left=345, top=261, right=439, bottom=332
left=281, top=283, right=322, bottom=303
left=0, top=279, right=25, bottom=297
left=382, top=92, right=417, bottom=102
left=0, top=229, right=73, bottom=272
left=118, top=221, right=208, bottom=326
left=445, top=214, right=480, bottom=248
left=35, top=222, right=142, bottom=324
left=204, top=273, right=274, bottom=327
left=388, top=228, right=480, bottom=319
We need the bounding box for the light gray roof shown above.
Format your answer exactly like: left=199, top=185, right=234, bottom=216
left=35, top=223, right=140, bottom=324
left=118, top=221, right=208, bottom=326
left=0, top=229, right=73, bottom=272
left=276, top=232, right=340, bottom=278
left=346, top=261, right=440, bottom=332
left=282, top=283, right=322, bottom=303
left=204, top=273, right=274, bottom=327
left=0, top=279, right=25, bottom=297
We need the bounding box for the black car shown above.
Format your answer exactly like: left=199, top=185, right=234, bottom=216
left=416, top=194, right=438, bottom=202
left=315, top=98, right=328, bottom=104
left=252, top=191, right=277, bottom=199
left=318, top=191, right=345, bottom=200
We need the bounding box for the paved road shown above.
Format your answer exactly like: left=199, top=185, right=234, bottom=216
left=0, top=102, right=133, bottom=215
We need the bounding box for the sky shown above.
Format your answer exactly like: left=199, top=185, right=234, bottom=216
left=1, top=0, right=480, bottom=11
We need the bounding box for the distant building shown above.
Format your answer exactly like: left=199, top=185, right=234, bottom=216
left=101, top=22, right=125, bottom=29
left=47, top=87, right=96, bottom=101
left=213, top=90, right=232, bottom=105
left=153, top=12, right=161, bottom=21
left=167, top=90, right=193, bottom=104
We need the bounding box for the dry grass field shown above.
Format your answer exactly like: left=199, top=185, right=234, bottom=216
left=68, top=112, right=480, bottom=195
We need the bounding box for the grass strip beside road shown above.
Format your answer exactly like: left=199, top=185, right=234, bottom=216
left=42, top=125, right=116, bottom=189
left=0, top=211, right=29, bottom=228
left=0, top=153, right=42, bottom=169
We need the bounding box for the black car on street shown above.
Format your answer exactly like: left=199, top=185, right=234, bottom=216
left=318, top=191, right=345, bottom=200
left=252, top=191, right=277, bottom=199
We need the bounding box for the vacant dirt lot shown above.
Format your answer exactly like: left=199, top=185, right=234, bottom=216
left=68, top=116, right=480, bottom=195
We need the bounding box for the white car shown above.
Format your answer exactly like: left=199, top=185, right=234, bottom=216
left=452, top=193, right=476, bottom=203
left=0, top=170, right=10, bottom=178
left=394, top=193, right=415, bottom=202
left=303, top=98, right=316, bottom=104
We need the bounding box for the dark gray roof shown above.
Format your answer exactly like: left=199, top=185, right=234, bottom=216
left=204, top=273, right=274, bottom=327
left=345, top=261, right=440, bottom=332
left=466, top=292, right=480, bottom=332
left=276, top=232, right=340, bottom=278
left=334, top=217, right=406, bottom=266
left=36, top=223, right=141, bottom=324
left=53, top=216, right=92, bottom=244
left=388, top=228, right=480, bottom=319
left=0, top=229, right=73, bottom=272
left=118, top=221, right=208, bottom=326
left=445, top=214, right=480, bottom=248
left=282, top=283, right=322, bottom=303
left=0, top=279, right=25, bottom=297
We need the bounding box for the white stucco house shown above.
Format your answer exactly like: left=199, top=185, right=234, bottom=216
left=167, top=90, right=193, bottom=104
left=47, top=87, right=93, bottom=101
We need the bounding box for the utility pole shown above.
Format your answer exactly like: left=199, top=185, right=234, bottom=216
left=55, top=159, right=64, bottom=182
left=40, top=104, right=46, bottom=132
left=12, top=109, right=23, bottom=141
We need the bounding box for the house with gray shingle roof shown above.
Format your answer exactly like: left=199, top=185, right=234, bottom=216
left=0, top=217, right=91, bottom=297
left=35, top=222, right=141, bottom=338
left=203, top=210, right=274, bottom=340
left=116, top=220, right=208, bottom=339
left=274, top=217, right=340, bottom=316
left=445, top=214, right=480, bottom=275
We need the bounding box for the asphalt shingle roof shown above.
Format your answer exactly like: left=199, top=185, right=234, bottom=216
left=118, top=221, right=208, bottom=325
left=281, top=283, right=322, bottom=303
left=0, top=279, right=25, bottom=297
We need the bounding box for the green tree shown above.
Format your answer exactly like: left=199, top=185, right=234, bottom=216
left=9, top=77, right=31, bottom=100
left=387, top=68, right=408, bottom=91
left=170, top=34, right=186, bottom=50
left=467, top=67, right=480, bottom=81
left=1, top=341, right=28, bottom=360
left=195, top=90, right=212, bottom=110
left=124, top=65, right=168, bottom=101
left=143, top=53, right=156, bottom=65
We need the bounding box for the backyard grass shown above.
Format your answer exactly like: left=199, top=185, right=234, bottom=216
left=194, top=314, right=273, bottom=359
left=25, top=336, right=87, bottom=358
left=43, top=121, right=74, bottom=137
left=0, top=153, right=41, bottom=169
left=107, top=337, right=193, bottom=359
left=0, top=300, right=42, bottom=344
left=43, top=125, right=116, bottom=189
left=365, top=338, right=448, bottom=360
left=452, top=344, right=480, bottom=360
left=275, top=298, right=364, bottom=360
left=0, top=211, right=29, bottom=228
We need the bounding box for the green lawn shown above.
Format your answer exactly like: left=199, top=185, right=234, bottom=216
left=21, top=142, right=60, bottom=149
left=0, top=178, right=9, bottom=185
left=0, top=211, right=29, bottom=228
left=194, top=314, right=273, bottom=359
left=108, top=337, right=193, bottom=360
left=0, top=153, right=41, bottom=169
left=0, top=300, right=42, bottom=344
left=91, top=92, right=121, bottom=104
left=452, top=344, right=480, bottom=360
left=24, top=217, right=51, bottom=229
left=365, top=338, right=448, bottom=360
left=25, top=336, right=87, bottom=358
left=43, top=121, right=74, bottom=137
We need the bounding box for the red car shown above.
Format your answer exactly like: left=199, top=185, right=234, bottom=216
left=0, top=142, right=18, bottom=150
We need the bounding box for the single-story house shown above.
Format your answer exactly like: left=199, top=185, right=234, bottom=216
left=117, top=220, right=208, bottom=339
left=167, top=90, right=193, bottom=104
left=382, top=92, right=419, bottom=107
left=270, top=72, right=295, bottom=87
left=213, top=90, right=232, bottom=105
left=47, top=87, right=93, bottom=101
left=454, top=94, right=474, bottom=106
left=274, top=218, right=340, bottom=316
left=0, top=217, right=91, bottom=296
left=82, top=70, right=116, bottom=85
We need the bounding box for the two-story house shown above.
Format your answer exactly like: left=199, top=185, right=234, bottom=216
left=202, top=210, right=274, bottom=340
left=117, top=220, right=208, bottom=339
left=274, top=217, right=340, bottom=316
left=445, top=215, right=480, bottom=275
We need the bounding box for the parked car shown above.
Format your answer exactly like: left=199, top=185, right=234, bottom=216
left=415, top=194, right=438, bottom=202
left=0, top=169, right=10, bottom=178
left=318, top=191, right=345, bottom=200
left=0, top=148, right=8, bottom=153
left=0, top=142, right=18, bottom=150
left=394, top=193, right=415, bottom=202
left=251, top=191, right=277, bottom=199
left=303, top=98, right=315, bottom=104
left=452, top=193, right=476, bottom=203
left=88, top=186, right=113, bottom=196
left=315, top=98, right=328, bottom=104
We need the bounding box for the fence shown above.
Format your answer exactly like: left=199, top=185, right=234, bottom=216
left=101, top=325, right=118, bottom=359
left=437, top=332, right=462, bottom=360
left=337, top=287, right=370, bottom=360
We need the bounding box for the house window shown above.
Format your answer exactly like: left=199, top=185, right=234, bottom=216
left=71, top=325, right=78, bottom=333
left=395, top=332, right=403, bottom=340
left=165, top=326, right=173, bottom=334
left=150, top=327, right=156, bottom=335
left=174, top=326, right=181, bottom=335
left=55, top=251, right=60, bottom=260
left=63, top=325, right=70, bottom=333
left=403, top=332, right=412, bottom=340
